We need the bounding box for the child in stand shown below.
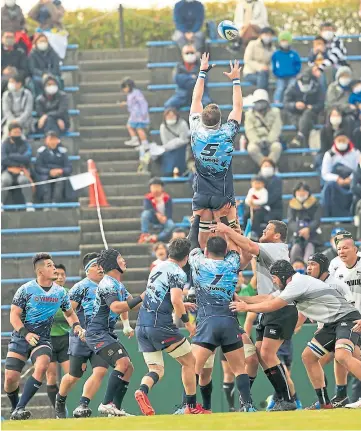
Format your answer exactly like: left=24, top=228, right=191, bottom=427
left=308, top=37, right=328, bottom=93
left=244, top=175, right=269, bottom=240
left=349, top=79, right=361, bottom=110
left=150, top=242, right=168, bottom=271
left=119, top=78, right=150, bottom=168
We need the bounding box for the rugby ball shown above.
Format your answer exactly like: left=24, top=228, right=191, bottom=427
left=217, top=20, right=239, bottom=41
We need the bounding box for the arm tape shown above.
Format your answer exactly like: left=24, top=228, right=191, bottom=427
left=72, top=322, right=81, bottom=329
left=127, top=296, right=143, bottom=309
left=19, top=327, right=29, bottom=337
left=181, top=313, right=190, bottom=323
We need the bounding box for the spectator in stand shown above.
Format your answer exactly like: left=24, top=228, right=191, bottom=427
left=1, top=123, right=33, bottom=210
left=284, top=69, right=324, bottom=147
left=325, top=66, right=356, bottom=137
left=171, top=228, right=187, bottom=240
left=150, top=108, right=190, bottom=176
left=245, top=89, right=282, bottom=167
left=351, top=154, right=361, bottom=214
left=1, top=0, right=25, bottom=33
left=138, top=177, right=175, bottom=244
left=2, top=73, right=34, bottom=139
left=35, top=75, right=69, bottom=135
left=229, top=0, right=269, bottom=52
left=321, top=227, right=344, bottom=262
left=29, top=33, right=61, bottom=97
left=349, top=79, right=361, bottom=110
left=259, top=158, right=283, bottom=220
left=321, top=129, right=360, bottom=217
left=287, top=181, right=322, bottom=263
left=150, top=242, right=169, bottom=271
left=28, top=0, right=65, bottom=30
left=1, top=65, right=17, bottom=96
left=308, top=36, right=329, bottom=93
left=172, top=0, right=205, bottom=53
left=35, top=130, right=72, bottom=207
left=244, top=175, right=268, bottom=240
left=243, top=27, right=275, bottom=90
left=292, top=259, right=306, bottom=274
left=1, top=31, right=29, bottom=78
left=165, top=44, right=211, bottom=110
left=271, top=31, right=301, bottom=103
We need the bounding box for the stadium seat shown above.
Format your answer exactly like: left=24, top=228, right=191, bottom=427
left=1, top=251, right=81, bottom=259
left=149, top=103, right=283, bottom=113
left=28, top=131, right=80, bottom=140
left=67, top=44, right=79, bottom=50
left=29, top=155, right=80, bottom=162
left=60, top=65, right=79, bottom=72
left=1, top=202, right=80, bottom=210
left=31, top=109, right=80, bottom=117
left=172, top=193, right=322, bottom=204
left=1, top=226, right=80, bottom=234
left=64, top=86, right=80, bottom=93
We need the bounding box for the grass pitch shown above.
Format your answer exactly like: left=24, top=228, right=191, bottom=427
left=2, top=410, right=361, bottom=431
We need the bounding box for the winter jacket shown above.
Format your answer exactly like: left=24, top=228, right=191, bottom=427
left=2, top=88, right=34, bottom=130
left=351, top=165, right=361, bottom=202
left=243, top=38, right=275, bottom=76
left=173, top=61, right=199, bottom=91
left=325, top=81, right=352, bottom=112
left=319, top=122, right=352, bottom=155
left=234, top=0, right=268, bottom=29
left=319, top=36, right=347, bottom=72
left=1, top=43, right=29, bottom=77
left=353, top=126, right=361, bottom=151
left=272, top=49, right=301, bottom=78
left=1, top=137, right=31, bottom=172
left=173, top=0, right=204, bottom=33
left=245, top=107, right=282, bottom=145
left=321, top=143, right=360, bottom=182
left=264, top=175, right=283, bottom=214
left=308, top=49, right=329, bottom=68
left=28, top=1, right=65, bottom=30
left=29, top=46, right=61, bottom=78
left=34, top=143, right=72, bottom=177
left=126, top=88, right=149, bottom=124
left=284, top=78, right=324, bottom=114
left=144, top=192, right=173, bottom=220
left=35, top=90, right=69, bottom=124
left=287, top=195, right=322, bottom=241
left=349, top=92, right=361, bottom=106
left=160, top=118, right=190, bottom=152
left=1, top=4, right=25, bottom=32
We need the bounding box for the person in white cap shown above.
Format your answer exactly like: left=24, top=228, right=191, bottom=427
left=244, top=89, right=283, bottom=167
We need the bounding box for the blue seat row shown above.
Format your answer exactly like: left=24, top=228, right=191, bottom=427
left=150, top=103, right=283, bottom=113
left=28, top=155, right=80, bottom=162
left=31, top=108, right=80, bottom=117
left=67, top=44, right=79, bottom=50
left=148, top=55, right=361, bottom=69
left=1, top=250, right=81, bottom=259
left=28, top=131, right=80, bottom=140
left=60, top=65, right=78, bottom=72
left=1, top=226, right=80, bottom=235
left=1, top=202, right=80, bottom=210
left=146, top=34, right=361, bottom=47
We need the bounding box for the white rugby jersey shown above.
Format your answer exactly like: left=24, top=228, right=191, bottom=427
left=329, top=252, right=361, bottom=276
left=332, top=256, right=361, bottom=313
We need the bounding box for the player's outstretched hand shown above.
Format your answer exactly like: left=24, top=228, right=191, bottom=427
left=352, top=319, right=361, bottom=333
left=185, top=321, right=196, bottom=338
left=200, top=52, right=215, bottom=72
left=25, top=333, right=39, bottom=347
left=223, top=60, right=242, bottom=80
left=229, top=300, right=248, bottom=312
left=210, top=221, right=232, bottom=234
left=184, top=302, right=197, bottom=312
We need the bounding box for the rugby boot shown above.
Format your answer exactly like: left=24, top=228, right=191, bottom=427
left=73, top=403, right=92, bottom=418
left=331, top=395, right=349, bottom=408
left=10, top=408, right=31, bottom=420
left=135, top=390, right=155, bottom=416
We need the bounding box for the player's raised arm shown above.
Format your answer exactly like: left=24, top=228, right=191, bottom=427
left=224, top=60, right=243, bottom=124
left=190, top=52, right=215, bottom=115
left=211, top=222, right=259, bottom=256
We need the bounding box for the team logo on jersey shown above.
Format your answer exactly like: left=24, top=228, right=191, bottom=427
left=108, top=349, right=114, bottom=356
left=33, top=296, right=59, bottom=303
left=269, top=329, right=277, bottom=335
left=340, top=322, right=348, bottom=326
left=95, top=342, right=104, bottom=349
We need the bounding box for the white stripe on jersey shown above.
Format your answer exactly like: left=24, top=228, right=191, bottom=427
left=333, top=256, right=361, bottom=312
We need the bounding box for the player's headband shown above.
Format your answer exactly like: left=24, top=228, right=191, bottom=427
left=84, top=258, right=98, bottom=273
left=334, top=232, right=353, bottom=247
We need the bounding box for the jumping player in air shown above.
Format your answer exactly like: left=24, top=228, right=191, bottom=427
left=189, top=54, right=243, bottom=248
left=4, top=253, right=85, bottom=420
left=55, top=253, right=109, bottom=419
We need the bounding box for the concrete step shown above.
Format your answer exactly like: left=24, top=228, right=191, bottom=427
left=2, top=232, right=80, bottom=254
left=79, top=125, right=131, bottom=139
left=82, top=230, right=140, bottom=244
left=79, top=218, right=141, bottom=232
left=98, top=171, right=149, bottom=186
left=1, top=209, right=79, bottom=229
left=81, top=206, right=142, bottom=220
left=80, top=114, right=129, bottom=127
left=101, top=183, right=158, bottom=197
left=79, top=147, right=138, bottom=161
left=80, top=195, right=144, bottom=206
left=79, top=80, right=149, bottom=94
left=77, top=97, right=154, bottom=114
left=79, top=57, right=147, bottom=71
left=80, top=69, right=150, bottom=83
left=83, top=160, right=139, bottom=173
left=78, top=48, right=147, bottom=61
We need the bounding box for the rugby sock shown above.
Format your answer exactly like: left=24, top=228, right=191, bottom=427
left=139, top=384, right=149, bottom=394
left=6, top=387, right=19, bottom=410
left=103, top=370, right=124, bottom=405
left=113, top=380, right=129, bottom=409
left=79, top=396, right=90, bottom=407
left=264, top=365, right=292, bottom=402
left=17, top=376, right=42, bottom=408
left=47, top=384, right=59, bottom=407
left=316, top=387, right=330, bottom=405
left=57, top=393, right=67, bottom=403
left=249, top=376, right=256, bottom=388
left=235, top=374, right=251, bottom=404
left=336, top=385, right=347, bottom=399
left=324, top=374, right=328, bottom=388
left=185, top=394, right=197, bottom=409
left=182, top=374, right=199, bottom=406
left=223, top=382, right=235, bottom=409
left=200, top=381, right=212, bottom=410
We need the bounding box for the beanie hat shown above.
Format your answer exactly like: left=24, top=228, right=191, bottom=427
left=278, top=31, right=292, bottom=44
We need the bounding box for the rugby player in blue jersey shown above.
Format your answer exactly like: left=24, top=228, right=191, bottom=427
left=55, top=253, right=109, bottom=419
left=4, top=253, right=85, bottom=420
left=189, top=53, right=243, bottom=248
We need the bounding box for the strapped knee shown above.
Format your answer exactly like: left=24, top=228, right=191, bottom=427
left=335, top=343, right=354, bottom=354
left=168, top=339, right=192, bottom=359
left=307, top=340, right=329, bottom=359
left=5, top=357, right=25, bottom=372
left=228, top=219, right=238, bottom=229
left=200, top=220, right=212, bottom=232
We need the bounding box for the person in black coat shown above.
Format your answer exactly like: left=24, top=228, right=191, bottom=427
left=29, top=33, right=61, bottom=96
left=259, top=158, right=283, bottom=219
left=1, top=31, right=29, bottom=78
left=284, top=69, right=324, bottom=147
left=35, top=130, right=72, bottom=205
left=288, top=181, right=322, bottom=263
left=35, top=75, right=70, bottom=135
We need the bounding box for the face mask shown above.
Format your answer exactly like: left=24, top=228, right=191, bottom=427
left=7, top=82, right=16, bottom=92
left=353, top=85, right=361, bottom=94
left=261, top=36, right=272, bottom=44
left=5, top=0, right=16, bottom=7
left=335, top=141, right=348, bottom=151
left=321, top=30, right=334, bottom=41
left=330, top=116, right=342, bottom=127
left=254, top=100, right=269, bottom=112
left=11, top=136, right=22, bottom=145
left=339, top=77, right=351, bottom=87
left=166, top=119, right=177, bottom=126
left=295, top=268, right=305, bottom=274
left=37, top=42, right=49, bottom=51
left=279, top=41, right=289, bottom=49
left=45, top=85, right=58, bottom=95
left=296, top=194, right=308, bottom=203
left=183, top=53, right=196, bottom=63
left=260, top=166, right=274, bottom=178
left=298, top=81, right=312, bottom=93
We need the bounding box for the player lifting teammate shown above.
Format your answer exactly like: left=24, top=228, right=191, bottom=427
left=189, top=54, right=243, bottom=247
